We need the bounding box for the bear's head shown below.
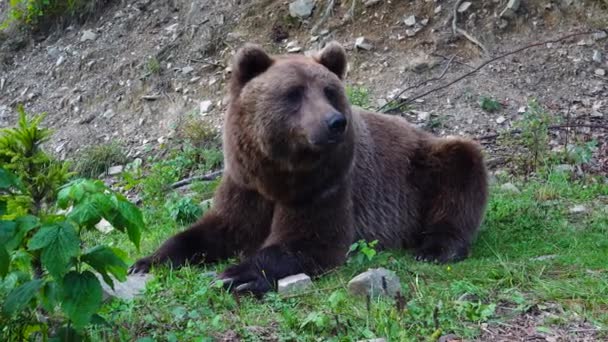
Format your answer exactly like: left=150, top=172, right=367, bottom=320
left=224, top=41, right=354, bottom=174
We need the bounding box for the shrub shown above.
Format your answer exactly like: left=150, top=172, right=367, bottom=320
left=2, top=0, right=113, bottom=30
left=73, top=142, right=128, bottom=178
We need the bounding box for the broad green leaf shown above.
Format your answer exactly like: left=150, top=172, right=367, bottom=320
left=0, top=200, right=6, bottom=216
left=3, top=215, right=39, bottom=251
left=115, top=197, right=143, bottom=249
left=0, top=246, right=9, bottom=277
left=57, top=179, right=88, bottom=209
left=40, top=280, right=59, bottom=313
left=61, top=271, right=102, bottom=328
left=0, top=220, right=17, bottom=245
left=2, top=279, right=43, bottom=316
left=67, top=197, right=103, bottom=228
left=81, top=246, right=128, bottom=289
left=28, top=223, right=79, bottom=279
left=0, top=167, right=23, bottom=191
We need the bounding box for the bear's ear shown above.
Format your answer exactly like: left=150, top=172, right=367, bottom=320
left=314, top=41, right=348, bottom=79
left=232, top=44, right=274, bottom=87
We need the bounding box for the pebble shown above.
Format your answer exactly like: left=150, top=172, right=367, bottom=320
left=592, top=30, right=607, bottom=41
left=182, top=66, right=194, bottom=74
left=595, top=69, right=606, bottom=76
left=363, top=0, right=382, bottom=7
left=496, top=116, right=507, bottom=124
left=289, top=0, right=315, bottom=18
left=80, top=30, right=98, bottom=42
left=95, top=218, right=114, bottom=234
left=404, top=15, right=416, bottom=27
left=569, top=205, right=587, bottom=214
left=355, top=37, right=374, bottom=51
left=107, top=165, right=124, bottom=176
left=200, top=100, right=213, bottom=114
left=278, top=273, right=312, bottom=294
left=592, top=50, right=603, bottom=63
left=434, top=5, right=442, bottom=14
left=97, top=273, right=152, bottom=301
left=500, top=182, right=520, bottom=194
left=347, top=268, right=402, bottom=299
left=457, top=2, right=472, bottom=13
left=554, top=164, right=574, bottom=173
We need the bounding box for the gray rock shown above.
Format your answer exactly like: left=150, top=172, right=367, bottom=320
left=97, top=273, right=152, bottom=301
left=434, top=5, right=442, bottom=14
left=95, top=218, right=114, bottom=234
left=404, top=15, right=416, bottom=27
left=182, top=66, right=194, bottom=75
left=457, top=2, right=472, bottom=13
left=554, top=164, right=574, bottom=173
left=496, top=116, right=507, bottom=124
left=108, top=165, right=124, bottom=176
left=0, top=78, right=5, bottom=91
left=55, top=55, right=65, bottom=67
left=278, top=273, right=312, bottom=294
left=500, top=0, right=521, bottom=18
left=355, top=37, right=374, bottom=51
left=592, top=30, right=607, bottom=41
left=569, top=205, right=587, bottom=214
left=347, top=268, right=402, bottom=299
left=595, top=69, right=606, bottom=76
left=593, top=50, right=603, bottom=63
left=363, top=0, right=382, bottom=7
left=200, top=100, right=213, bottom=114
left=500, top=182, right=520, bottom=194
left=80, top=30, right=98, bottom=42
left=289, top=0, right=315, bottom=19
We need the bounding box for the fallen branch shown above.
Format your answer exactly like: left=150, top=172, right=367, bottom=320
left=311, top=0, right=336, bottom=34
left=452, top=0, right=488, bottom=55
left=476, top=123, right=608, bottom=141
left=379, top=55, right=455, bottom=113
left=170, top=170, right=223, bottom=189
left=389, top=30, right=597, bottom=112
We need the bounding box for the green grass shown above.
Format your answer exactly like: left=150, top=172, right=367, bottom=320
left=81, top=163, right=608, bottom=340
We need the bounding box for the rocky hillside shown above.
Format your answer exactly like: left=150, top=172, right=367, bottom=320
left=0, top=0, right=607, bottom=171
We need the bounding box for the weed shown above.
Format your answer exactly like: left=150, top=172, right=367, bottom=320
left=165, top=195, right=203, bottom=225
left=346, top=85, right=372, bottom=109
left=73, top=142, right=128, bottom=178
left=480, top=96, right=502, bottom=113
left=175, top=114, right=220, bottom=149
left=144, top=57, right=161, bottom=76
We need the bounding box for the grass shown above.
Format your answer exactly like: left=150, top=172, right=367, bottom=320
left=81, top=159, right=608, bottom=340
left=72, top=141, right=128, bottom=178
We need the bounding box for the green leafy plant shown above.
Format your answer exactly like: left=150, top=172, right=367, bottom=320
left=2, top=0, right=111, bottom=30
left=346, top=85, right=371, bottom=109
left=0, top=108, right=144, bottom=341
left=165, top=195, right=202, bottom=225
left=480, top=96, right=502, bottom=113
left=347, top=239, right=378, bottom=266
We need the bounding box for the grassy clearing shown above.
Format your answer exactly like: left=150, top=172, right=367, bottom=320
left=81, top=159, right=608, bottom=341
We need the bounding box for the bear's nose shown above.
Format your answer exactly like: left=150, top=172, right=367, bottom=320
left=326, top=113, right=347, bottom=135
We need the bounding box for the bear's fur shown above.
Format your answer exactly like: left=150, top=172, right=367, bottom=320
left=130, top=42, right=489, bottom=296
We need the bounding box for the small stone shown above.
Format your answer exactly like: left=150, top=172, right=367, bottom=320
left=420, top=18, right=429, bottom=26
left=517, top=106, right=527, bottom=114
left=182, top=66, right=194, bottom=74
left=592, top=50, right=603, bottom=63
left=500, top=0, right=520, bottom=18
left=569, top=205, right=587, bottom=214
left=415, top=111, right=431, bottom=121
left=95, top=218, right=114, bottom=234
left=278, top=273, right=312, bottom=294
left=355, top=37, right=374, bottom=51
left=592, top=30, right=607, bottom=41
left=200, top=100, right=213, bottom=114
left=457, top=2, right=472, bottom=13
left=80, top=30, right=98, bottom=42
left=347, top=268, right=402, bottom=299
left=497, top=19, right=509, bottom=29
left=500, top=182, right=520, bottom=194
left=496, top=116, right=507, bottom=124
left=595, top=69, right=606, bottom=76
left=404, top=15, right=416, bottom=27
left=289, top=0, right=315, bottom=19
left=434, top=5, right=442, bottom=14
left=554, top=164, right=574, bottom=173
left=287, top=46, right=302, bottom=53
left=55, top=55, right=65, bottom=67
left=97, top=273, right=152, bottom=301
left=363, top=0, right=382, bottom=7
left=108, top=165, right=124, bottom=176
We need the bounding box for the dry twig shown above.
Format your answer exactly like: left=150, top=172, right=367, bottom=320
left=170, top=170, right=223, bottom=189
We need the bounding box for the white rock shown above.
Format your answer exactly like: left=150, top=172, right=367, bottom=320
left=434, top=5, right=442, bottom=14
left=287, top=46, right=302, bottom=53
left=420, top=18, right=429, bottom=26
left=182, top=66, right=194, bottom=74
left=363, top=0, right=382, bottom=7
left=80, top=30, right=98, bottom=42
left=355, top=37, right=374, bottom=51
left=347, top=268, right=402, bottom=299
left=569, top=205, right=587, bottom=214
left=415, top=111, right=431, bottom=121
left=278, top=273, right=312, bottom=294
left=592, top=50, right=603, bottom=63
left=404, top=15, right=416, bottom=27
left=595, top=69, right=606, bottom=76
left=289, top=0, right=315, bottom=18
left=500, top=0, right=520, bottom=18
left=554, top=164, right=574, bottom=173
left=95, top=218, right=114, bottom=234
left=517, top=106, right=527, bottom=114
left=496, top=116, right=507, bottom=124
left=200, top=100, right=213, bottom=114
left=56, top=55, right=65, bottom=67
left=457, top=2, right=472, bottom=13
left=108, top=165, right=124, bottom=176
left=500, top=182, right=520, bottom=194
left=592, top=30, right=607, bottom=41
left=97, top=273, right=152, bottom=301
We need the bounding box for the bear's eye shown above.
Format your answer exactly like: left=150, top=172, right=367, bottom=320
left=324, top=87, right=340, bottom=107
left=285, top=87, right=304, bottom=103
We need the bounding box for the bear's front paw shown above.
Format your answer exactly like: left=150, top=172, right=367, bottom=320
left=128, top=256, right=154, bottom=275
left=414, top=242, right=467, bottom=264
left=217, top=262, right=274, bottom=298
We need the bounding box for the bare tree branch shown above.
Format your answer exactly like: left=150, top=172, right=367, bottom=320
left=170, top=170, right=223, bottom=189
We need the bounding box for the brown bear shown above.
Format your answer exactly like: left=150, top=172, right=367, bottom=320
left=129, top=41, right=488, bottom=296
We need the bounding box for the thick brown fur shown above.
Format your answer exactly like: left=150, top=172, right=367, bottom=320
left=130, top=42, right=489, bottom=296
